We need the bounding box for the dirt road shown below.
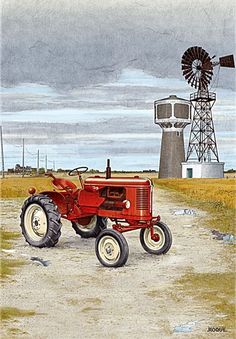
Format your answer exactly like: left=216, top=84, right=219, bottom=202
left=1, top=188, right=233, bottom=338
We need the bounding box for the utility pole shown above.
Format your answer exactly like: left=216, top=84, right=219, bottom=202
left=0, top=126, right=5, bottom=178
left=45, top=154, right=47, bottom=173
left=37, top=149, right=39, bottom=175
left=53, top=160, right=55, bottom=172
left=22, top=138, right=25, bottom=178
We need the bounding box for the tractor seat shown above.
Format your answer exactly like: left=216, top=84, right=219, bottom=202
left=52, top=178, right=77, bottom=191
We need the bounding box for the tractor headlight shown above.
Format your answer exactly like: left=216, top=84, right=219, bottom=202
left=123, top=200, right=131, bottom=209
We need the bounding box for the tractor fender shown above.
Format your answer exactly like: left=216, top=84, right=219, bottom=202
left=40, top=191, right=68, bottom=215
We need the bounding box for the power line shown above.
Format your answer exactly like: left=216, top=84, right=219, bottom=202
left=45, top=154, right=47, bottom=172
left=0, top=126, right=5, bottom=178
left=26, top=148, right=38, bottom=156
left=37, top=150, right=39, bottom=175
left=22, top=138, right=25, bottom=178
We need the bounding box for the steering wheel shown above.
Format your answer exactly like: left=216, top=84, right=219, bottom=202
left=68, top=166, right=88, bottom=176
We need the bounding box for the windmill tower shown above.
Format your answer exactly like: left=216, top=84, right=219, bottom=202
left=154, top=95, right=191, bottom=178
left=181, top=46, right=235, bottom=178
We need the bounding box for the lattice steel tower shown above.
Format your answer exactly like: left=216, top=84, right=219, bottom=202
left=187, top=91, right=218, bottom=162
left=181, top=46, right=234, bottom=178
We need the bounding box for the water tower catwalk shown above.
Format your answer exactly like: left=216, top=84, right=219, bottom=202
left=181, top=46, right=235, bottom=178
left=154, top=95, right=191, bottom=178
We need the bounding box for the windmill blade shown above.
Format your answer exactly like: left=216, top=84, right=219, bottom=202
left=187, top=73, right=195, bottom=85
left=183, top=68, right=193, bottom=77
left=182, top=52, right=193, bottom=65
left=183, top=48, right=195, bottom=63
left=200, top=77, right=208, bottom=90
left=202, top=70, right=212, bottom=81
left=219, top=55, right=235, bottom=68
left=195, top=79, right=200, bottom=89
left=189, top=46, right=198, bottom=60
left=184, top=72, right=194, bottom=81
left=204, top=69, right=213, bottom=76
left=200, top=48, right=209, bottom=63
left=190, top=77, right=197, bottom=88
left=182, top=64, right=192, bottom=70
left=191, top=46, right=198, bottom=59
left=181, top=46, right=213, bottom=90
left=196, top=46, right=202, bottom=60
left=202, top=61, right=213, bottom=70
left=190, top=78, right=196, bottom=88
left=202, top=72, right=211, bottom=83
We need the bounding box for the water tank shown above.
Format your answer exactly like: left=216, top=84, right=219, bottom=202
left=154, top=95, right=191, bottom=178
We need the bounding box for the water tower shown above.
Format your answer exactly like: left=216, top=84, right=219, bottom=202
left=154, top=95, right=191, bottom=178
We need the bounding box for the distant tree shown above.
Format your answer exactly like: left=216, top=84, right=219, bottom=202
left=39, top=167, right=45, bottom=174
left=225, top=169, right=236, bottom=173
left=89, top=169, right=100, bottom=173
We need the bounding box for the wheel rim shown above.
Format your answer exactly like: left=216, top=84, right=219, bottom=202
left=24, top=203, right=48, bottom=241
left=75, top=215, right=97, bottom=232
left=98, top=235, right=121, bottom=265
left=143, top=226, right=165, bottom=251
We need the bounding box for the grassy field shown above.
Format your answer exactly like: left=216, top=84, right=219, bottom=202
left=0, top=230, right=24, bottom=279
left=0, top=176, right=58, bottom=198
left=176, top=271, right=235, bottom=331
left=153, top=178, right=236, bottom=234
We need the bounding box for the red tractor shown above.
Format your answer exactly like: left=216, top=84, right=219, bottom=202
left=20, top=160, right=172, bottom=267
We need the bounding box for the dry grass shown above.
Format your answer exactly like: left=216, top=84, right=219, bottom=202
left=153, top=178, right=236, bottom=209
left=0, top=230, right=24, bottom=280
left=153, top=178, right=236, bottom=234
left=0, top=176, right=57, bottom=198
left=1, top=307, right=36, bottom=321
left=177, top=271, right=235, bottom=331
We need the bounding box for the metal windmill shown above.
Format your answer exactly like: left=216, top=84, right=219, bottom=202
left=181, top=46, right=234, bottom=162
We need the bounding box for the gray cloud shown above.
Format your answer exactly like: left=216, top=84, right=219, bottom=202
left=2, top=0, right=236, bottom=90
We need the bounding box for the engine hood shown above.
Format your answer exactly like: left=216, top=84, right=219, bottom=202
left=84, top=176, right=152, bottom=187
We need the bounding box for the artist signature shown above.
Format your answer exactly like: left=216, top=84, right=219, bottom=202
left=207, top=326, right=226, bottom=332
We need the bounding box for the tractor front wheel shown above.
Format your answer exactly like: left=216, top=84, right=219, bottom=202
left=140, top=221, right=172, bottom=255
left=72, top=216, right=107, bottom=238
left=20, top=195, right=62, bottom=248
left=95, top=229, right=129, bottom=267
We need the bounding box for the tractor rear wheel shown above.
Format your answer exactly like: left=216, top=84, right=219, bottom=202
left=20, top=195, right=62, bottom=248
left=72, top=216, right=107, bottom=238
left=95, top=229, right=129, bottom=267
left=140, top=221, right=172, bottom=255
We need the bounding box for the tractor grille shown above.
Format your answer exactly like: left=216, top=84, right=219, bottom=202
left=136, top=188, right=149, bottom=210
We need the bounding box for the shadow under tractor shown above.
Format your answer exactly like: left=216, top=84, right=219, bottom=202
left=20, top=160, right=172, bottom=267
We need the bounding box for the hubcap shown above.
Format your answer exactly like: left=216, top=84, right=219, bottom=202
left=144, top=226, right=165, bottom=250
left=24, top=204, right=48, bottom=241
left=98, top=235, right=121, bottom=264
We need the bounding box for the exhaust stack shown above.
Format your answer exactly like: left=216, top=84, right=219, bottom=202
left=106, top=159, right=111, bottom=179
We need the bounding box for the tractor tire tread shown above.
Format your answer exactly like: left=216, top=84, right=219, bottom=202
left=20, top=194, right=62, bottom=248
left=72, top=216, right=107, bottom=238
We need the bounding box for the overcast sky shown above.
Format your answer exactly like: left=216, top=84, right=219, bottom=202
left=2, top=0, right=236, bottom=89
left=1, top=0, right=236, bottom=170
